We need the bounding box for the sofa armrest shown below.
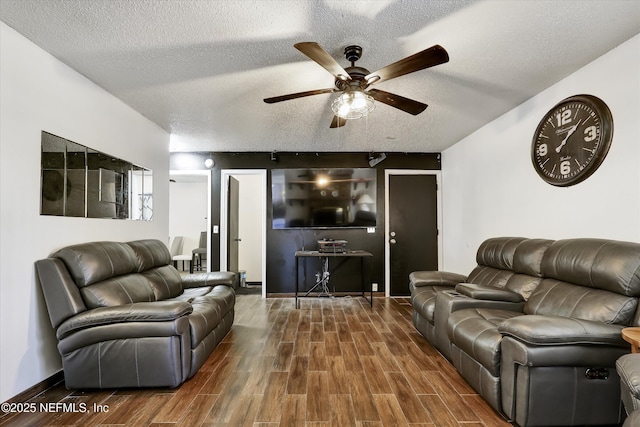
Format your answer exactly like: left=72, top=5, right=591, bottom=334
left=57, top=301, right=193, bottom=339
left=182, top=271, right=238, bottom=289
left=498, top=315, right=627, bottom=347
left=455, top=283, right=524, bottom=303
left=410, top=271, right=467, bottom=288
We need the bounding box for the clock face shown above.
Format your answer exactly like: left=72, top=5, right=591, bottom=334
left=531, top=95, right=613, bottom=187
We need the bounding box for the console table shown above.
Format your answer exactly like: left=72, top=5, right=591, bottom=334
left=295, top=250, right=373, bottom=308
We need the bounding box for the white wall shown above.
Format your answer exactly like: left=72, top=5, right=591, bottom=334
left=441, top=35, right=640, bottom=273
left=0, top=23, right=170, bottom=402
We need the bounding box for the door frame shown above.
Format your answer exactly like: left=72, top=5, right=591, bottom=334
left=384, top=170, right=443, bottom=297
left=169, top=169, right=212, bottom=272
left=220, top=169, right=267, bottom=298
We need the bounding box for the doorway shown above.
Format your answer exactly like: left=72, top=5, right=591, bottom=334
left=385, top=170, right=442, bottom=296
left=220, top=170, right=267, bottom=297
left=169, top=170, right=212, bottom=272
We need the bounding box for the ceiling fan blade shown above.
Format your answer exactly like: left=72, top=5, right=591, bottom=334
left=264, top=88, right=335, bottom=104
left=365, top=44, right=449, bottom=85
left=294, top=42, right=352, bottom=82
left=367, top=88, right=428, bottom=115
left=330, top=115, right=347, bottom=128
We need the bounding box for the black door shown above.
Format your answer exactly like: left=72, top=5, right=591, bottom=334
left=388, top=174, right=438, bottom=296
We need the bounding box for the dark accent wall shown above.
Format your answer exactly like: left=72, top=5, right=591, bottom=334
left=170, top=152, right=440, bottom=294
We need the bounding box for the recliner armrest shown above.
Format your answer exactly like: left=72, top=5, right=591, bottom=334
left=498, top=315, right=627, bottom=346
left=57, top=301, right=193, bottom=339
left=182, top=271, right=238, bottom=289
left=455, top=283, right=523, bottom=302
left=410, top=271, right=467, bottom=288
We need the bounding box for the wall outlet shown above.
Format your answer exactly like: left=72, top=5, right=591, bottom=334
left=367, top=227, right=375, bottom=233
left=213, top=225, right=219, bottom=234
left=372, top=283, right=378, bottom=292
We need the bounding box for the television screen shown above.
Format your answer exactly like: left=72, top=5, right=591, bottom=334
left=272, top=168, right=376, bottom=229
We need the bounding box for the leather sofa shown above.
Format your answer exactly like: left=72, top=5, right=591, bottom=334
left=410, top=237, right=640, bottom=426
left=617, top=353, right=640, bottom=427
left=410, top=237, right=553, bottom=361
left=35, top=239, right=237, bottom=389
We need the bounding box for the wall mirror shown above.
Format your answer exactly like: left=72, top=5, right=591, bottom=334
left=41, top=131, right=153, bottom=220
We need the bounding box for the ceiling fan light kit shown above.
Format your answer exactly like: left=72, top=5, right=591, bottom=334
left=331, top=90, right=375, bottom=119
left=264, top=42, right=449, bottom=128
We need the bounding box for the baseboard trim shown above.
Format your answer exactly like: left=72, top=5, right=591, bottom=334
left=2, top=371, right=64, bottom=405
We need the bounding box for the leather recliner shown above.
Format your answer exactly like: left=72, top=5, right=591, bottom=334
left=617, top=353, right=640, bottom=427
left=410, top=237, right=553, bottom=360
left=35, top=239, right=237, bottom=389
left=411, top=237, right=640, bottom=426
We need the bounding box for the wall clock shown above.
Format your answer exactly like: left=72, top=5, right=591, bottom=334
left=531, top=94, right=613, bottom=187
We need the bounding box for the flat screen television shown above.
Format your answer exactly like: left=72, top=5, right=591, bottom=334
left=272, top=168, right=377, bottom=229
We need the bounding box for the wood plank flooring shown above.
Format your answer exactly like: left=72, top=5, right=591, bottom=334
left=0, top=295, right=512, bottom=427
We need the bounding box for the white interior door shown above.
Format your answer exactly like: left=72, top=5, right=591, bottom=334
left=220, top=169, right=267, bottom=297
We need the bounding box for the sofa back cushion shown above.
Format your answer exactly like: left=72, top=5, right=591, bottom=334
left=541, top=239, right=640, bottom=296
left=127, top=239, right=172, bottom=272
left=466, top=237, right=528, bottom=289
left=53, top=241, right=138, bottom=286
left=80, top=273, right=156, bottom=308
left=476, top=237, right=528, bottom=270
left=525, top=238, right=640, bottom=325
left=53, top=241, right=157, bottom=309
left=524, top=279, right=637, bottom=324
left=503, top=239, right=554, bottom=299
left=127, top=239, right=184, bottom=299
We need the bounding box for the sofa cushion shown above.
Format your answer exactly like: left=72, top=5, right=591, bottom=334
left=541, top=239, right=640, bottom=297
left=127, top=239, right=172, bottom=272
left=142, top=265, right=183, bottom=300
left=512, top=238, right=554, bottom=277
left=475, top=237, right=528, bottom=271
left=524, top=279, right=638, bottom=325
left=79, top=273, right=156, bottom=308
left=53, top=241, right=138, bottom=287
left=447, top=308, right=522, bottom=376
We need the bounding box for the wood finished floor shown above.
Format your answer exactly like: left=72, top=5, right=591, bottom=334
left=1, top=295, right=512, bottom=427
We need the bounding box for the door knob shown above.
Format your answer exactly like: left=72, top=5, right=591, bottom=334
left=235, top=238, right=242, bottom=242
left=390, top=238, right=397, bottom=244
left=390, top=231, right=396, bottom=237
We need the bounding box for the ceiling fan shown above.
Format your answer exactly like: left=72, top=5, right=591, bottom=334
left=264, top=42, right=449, bottom=128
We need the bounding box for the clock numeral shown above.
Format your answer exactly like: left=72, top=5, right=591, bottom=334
left=560, top=160, right=571, bottom=175
left=556, top=109, right=572, bottom=126
left=537, top=143, right=548, bottom=157
left=584, top=125, right=597, bottom=142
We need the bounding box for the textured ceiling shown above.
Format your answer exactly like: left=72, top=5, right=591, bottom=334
left=1, top=0, right=639, bottom=153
